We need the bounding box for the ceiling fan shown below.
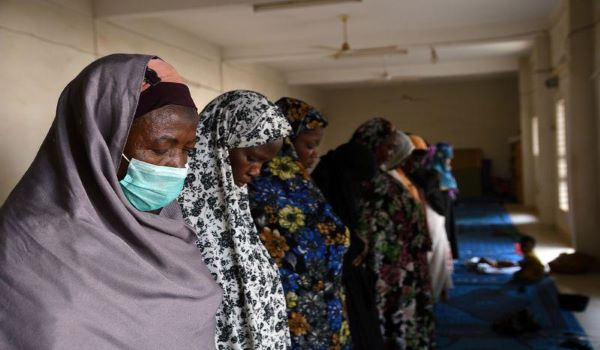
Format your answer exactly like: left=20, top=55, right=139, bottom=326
left=315, top=14, right=409, bottom=59
left=371, top=55, right=394, bottom=81
left=367, top=55, right=422, bottom=84
left=369, top=72, right=425, bottom=87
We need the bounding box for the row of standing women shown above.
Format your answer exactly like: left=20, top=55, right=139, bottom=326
left=0, top=54, right=458, bottom=349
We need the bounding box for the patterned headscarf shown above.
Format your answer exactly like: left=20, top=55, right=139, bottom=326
left=248, top=117, right=352, bottom=349
left=134, top=57, right=196, bottom=119
left=275, top=97, right=328, bottom=137
left=349, top=117, right=395, bottom=154
left=431, top=142, right=458, bottom=191
left=383, top=130, right=415, bottom=170
left=179, top=90, right=292, bottom=350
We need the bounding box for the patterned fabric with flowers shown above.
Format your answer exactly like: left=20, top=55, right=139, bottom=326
left=357, top=170, right=435, bottom=350
left=349, top=117, right=395, bottom=154
left=249, top=137, right=351, bottom=350
left=180, top=90, right=292, bottom=350
left=276, top=97, right=329, bottom=137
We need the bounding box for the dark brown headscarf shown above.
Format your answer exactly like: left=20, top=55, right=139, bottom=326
left=0, top=54, right=222, bottom=349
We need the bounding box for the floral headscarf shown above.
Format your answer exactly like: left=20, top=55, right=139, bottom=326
left=349, top=117, right=395, bottom=154
left=275, top=97, right=328, bottom=137
left=179, top=90, right=292, bottom=350
left=248, top=101, right=351, bottom=349
left=431, top=142, right=458, bottom=191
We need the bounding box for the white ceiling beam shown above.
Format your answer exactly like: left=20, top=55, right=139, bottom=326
left=224, top=50, right=330, bottom=64
left=222, top=21, right=542, bottom=64
left=286, top=57, right=519, bottom=85
left=94, top=0, right=252, bottom=18
left=223, top=47, right=411, bottom=64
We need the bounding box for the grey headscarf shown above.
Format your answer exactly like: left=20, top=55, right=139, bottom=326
left=0, top=54, right=222, bottom=349
left=382, top=130, right=415, bottom=170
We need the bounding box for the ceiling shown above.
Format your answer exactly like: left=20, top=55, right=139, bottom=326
left=95, top=0, right=560, bottom=86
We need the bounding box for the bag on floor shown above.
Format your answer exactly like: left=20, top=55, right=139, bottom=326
left=548, top=252, right=595, bottom=274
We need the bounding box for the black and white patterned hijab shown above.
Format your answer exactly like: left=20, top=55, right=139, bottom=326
left=179, top=90, right=292, bottom=350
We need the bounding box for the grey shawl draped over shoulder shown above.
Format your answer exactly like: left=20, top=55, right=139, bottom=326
left=0, top=54, right=222, bottom=350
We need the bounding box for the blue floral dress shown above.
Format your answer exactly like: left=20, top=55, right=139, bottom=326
left=249, top=137, right=351, bottom=350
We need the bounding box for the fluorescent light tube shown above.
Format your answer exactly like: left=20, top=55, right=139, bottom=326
left=254, top=0, right=361, bottom=12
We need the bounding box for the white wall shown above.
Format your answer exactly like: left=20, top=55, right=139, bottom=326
left=549, top=0, right=571, bottom=234
left=519, top=0, right=600, bottom=259
left=319, top=76, right=520, bottom=179
left=0, top=0, right=322, bottom=203
left=518, top=57, right=536, bottom=207
left=529, top=32, right=558, bottom=226
left=0, top=0, right=97, bottom=204
left=563, top=0, right=600, bottom=257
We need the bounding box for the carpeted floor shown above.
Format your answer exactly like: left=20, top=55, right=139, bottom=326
left=434, top=201, right=592, bottom=349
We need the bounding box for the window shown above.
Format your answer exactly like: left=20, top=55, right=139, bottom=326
left=532, top=116, right=540, bottom=156
left=555, top=99, right=569, bottom=211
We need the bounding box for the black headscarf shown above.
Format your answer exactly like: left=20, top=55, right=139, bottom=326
left=312, top=142, right=376, bottom=231
left=410, top=167, right=448, bottom=215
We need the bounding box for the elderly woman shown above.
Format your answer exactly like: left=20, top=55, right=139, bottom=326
left=354, top=125, right=435, bottom=349
left=179, top=90, right=291, bottom=350
left=248, top=97, right=351, bottom=349
left=0, top=55, right=222, bottom=349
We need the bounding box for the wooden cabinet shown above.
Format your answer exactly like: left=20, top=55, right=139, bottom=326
left=453, top=148, right=483, bottom=197
left=510, top=140, right=523, bottom=203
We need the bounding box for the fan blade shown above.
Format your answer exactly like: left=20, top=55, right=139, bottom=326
left=311, top=45, right=341, bottom=52
left=334, top=46, right=408, bottom=59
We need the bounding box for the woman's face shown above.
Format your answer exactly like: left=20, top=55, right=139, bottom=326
left=229, top=139, right=283, bottom=187
left=293, top=128, right=324, bottom=169
left=118, top=105, right=199, bottom=179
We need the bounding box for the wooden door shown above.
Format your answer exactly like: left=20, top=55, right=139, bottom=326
left=510, top=140, right=523, bottom=203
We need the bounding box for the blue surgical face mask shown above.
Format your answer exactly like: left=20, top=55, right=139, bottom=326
left=119, top=154, right=188, bottom=212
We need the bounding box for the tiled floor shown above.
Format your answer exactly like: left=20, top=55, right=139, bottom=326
left=506, top=205, right=600, bottom=349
